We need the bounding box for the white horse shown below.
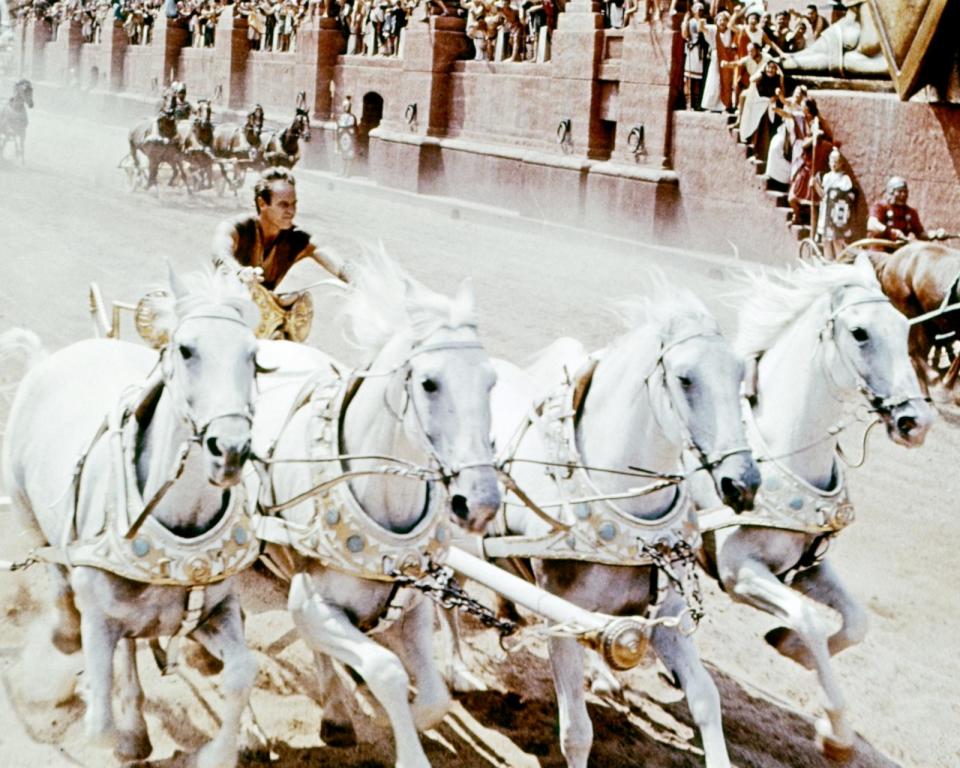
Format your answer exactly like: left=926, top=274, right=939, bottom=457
left=243, top=254, right=501, bottom=768
left=694, top=256, right=934, bottom=759
left=486, top=289, right=761, bottom=768
left=1, top=268, right=261, bottom=767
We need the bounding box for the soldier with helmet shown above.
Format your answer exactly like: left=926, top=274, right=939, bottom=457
left=867, top=176, right=945, bottom=242
left=335, top=96, right=359, bottom=177
left=162, top=80, right=193, bottom=120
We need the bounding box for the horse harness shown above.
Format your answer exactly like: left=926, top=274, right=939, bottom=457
left=697, top=399, right=855, bottom=585
left=253, top=356, right=464, bottom=633
left=484, top=355, right=705, bottom=625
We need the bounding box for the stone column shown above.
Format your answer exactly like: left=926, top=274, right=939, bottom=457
left=151, top=14, right=189, bottom=91
left=295, top=17, right=344, bottom=120
left=60, top=18, right=84, bottom=84
left=615, top=17, right=683, bottom=168
left=99, top=20, right=130, bottom=92
left=549, top=0, right=604, bottom=157
left=20, top=17, right=54, bottom=80
left=400, top=15, right=471, bottom=136
left=212, top=11, right=251, bottom=110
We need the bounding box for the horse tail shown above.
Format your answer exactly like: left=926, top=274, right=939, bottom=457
left=0, top=328, right=46, bottom=413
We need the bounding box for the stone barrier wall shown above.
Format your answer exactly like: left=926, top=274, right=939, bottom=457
left=12, top=11, right=960, bottom=263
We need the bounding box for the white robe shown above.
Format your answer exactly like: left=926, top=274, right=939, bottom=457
left=701, top=27, right=734, bottom=113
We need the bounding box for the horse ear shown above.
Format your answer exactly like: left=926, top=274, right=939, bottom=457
left=853, top=251, right=875, bottom=279
left=167, top=262, right=189, bottom=300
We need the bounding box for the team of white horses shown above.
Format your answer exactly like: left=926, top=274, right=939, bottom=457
left=0, top=251, right=933, bottom=768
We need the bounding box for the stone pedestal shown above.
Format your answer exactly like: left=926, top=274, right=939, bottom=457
left=401, top=16, right=471, bottom=137
left=213, top=12, right=251, bottom=110
left=614, top=19, right=682, bottom=168
left=295, top=17, right=345, bottom=119
left=549, top=0, right=604, bottom=157
left=152, top=15, right=189, bottom=90
left=100, top=20, right=130, bottom=91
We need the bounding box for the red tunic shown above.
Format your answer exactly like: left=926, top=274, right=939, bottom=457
left=869, top=202, right=925, bottom=241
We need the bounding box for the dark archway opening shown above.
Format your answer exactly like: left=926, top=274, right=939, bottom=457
left=359, top=91, right=384, bottom=173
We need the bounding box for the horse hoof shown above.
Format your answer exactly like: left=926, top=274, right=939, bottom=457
left=816, top=720, right=854, bottom=763
left=320, top=719, right=357, bottom=748
left=413, top=697, right=453, bottom=731
left=115, top=730, right=152, bottom=762
left=765, top=626, right=815, bottom=669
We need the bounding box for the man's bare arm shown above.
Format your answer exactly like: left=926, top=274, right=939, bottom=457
left=305, top=244, right=351, bottom=282
left=211, top=220, right=242, bottom=272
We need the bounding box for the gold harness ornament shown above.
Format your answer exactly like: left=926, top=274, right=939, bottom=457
left=254, top=374, right=453, bottom=582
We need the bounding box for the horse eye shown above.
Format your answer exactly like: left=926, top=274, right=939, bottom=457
left=422, top=378, right=438, bottom=393
left=179, top=345, right=194, bottom=360
left=851, top=327, right=869, bottom=343
left=678, top=375, right=693, bottom=390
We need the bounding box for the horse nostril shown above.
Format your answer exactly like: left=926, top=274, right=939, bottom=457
left=897, top=415, right=917, bottom=435
left=720, top=477, right=745, bottom=511
left=206, top=436, right=223, bottom=457
left=451, top=494, right=469, bottom=521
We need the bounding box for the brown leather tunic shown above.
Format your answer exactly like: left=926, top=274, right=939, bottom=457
left=231, top=215, right=312, bottom=291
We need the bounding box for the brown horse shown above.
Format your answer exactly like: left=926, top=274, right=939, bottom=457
left=174, top=98, right=216, bottom=189
left=0, top=79, right=34, bottom=164
left=869, top=240, right=960, bottom=390
left=127, top=93, right=188, bottom=191
left=261, top=93, right=311, bottom=169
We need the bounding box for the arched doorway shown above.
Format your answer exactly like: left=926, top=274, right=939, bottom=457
left=358, top=91, right=384, bottom=172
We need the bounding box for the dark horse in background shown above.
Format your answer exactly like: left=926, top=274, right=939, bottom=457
left=174, top=98, right=216, bottom=190
left=0, top=79, right=34, bottom=164
left=869, top=240, right=960, bottom=393
left=261, top=92, right=311, bottom=169
left=127, top=92, right=189, bottom=192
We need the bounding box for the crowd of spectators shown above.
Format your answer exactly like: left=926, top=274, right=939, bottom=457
left=680, top=2, right=843, bottom=229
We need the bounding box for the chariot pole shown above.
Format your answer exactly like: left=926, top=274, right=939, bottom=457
left=446, top=545, right=650, bottom=671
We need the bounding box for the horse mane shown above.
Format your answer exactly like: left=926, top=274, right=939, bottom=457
left=734, top=259, right=881, bottom=357
left=610, top=274, right=719, bottom=344
left=338, top=247, right=476, bottom=357
left=145, top=268, right=260, bottom=337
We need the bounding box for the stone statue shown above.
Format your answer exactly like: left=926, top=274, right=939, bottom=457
left=781, top=1, right=887, bottom=77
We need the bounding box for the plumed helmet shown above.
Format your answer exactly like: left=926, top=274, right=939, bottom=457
left=886, top=176, right=908, bottom=194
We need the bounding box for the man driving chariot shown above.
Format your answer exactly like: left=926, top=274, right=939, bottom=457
left=161, top=80, right=193, bottom=120
left=212, top=168, right=350, bottom=340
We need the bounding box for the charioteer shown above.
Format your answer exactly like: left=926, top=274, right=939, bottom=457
left=866, top=176, right=946, bottom=243
left=212, top=168, right=350, bottom=339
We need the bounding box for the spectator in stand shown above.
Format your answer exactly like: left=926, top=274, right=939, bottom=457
left=774, top=96, right=831, bottom=225
left=805, top=2, right=828, bottom=39
left=681, top=3, right=708, bottom=111
left=765, top=83, right=807, bottom=188
left=701, top=9, right=738, bottom=113
left=737, top=56, right=783, bottom=166
left=466, top=0, right=491, bottom=60
left=724, top=40, right=765, bottom=126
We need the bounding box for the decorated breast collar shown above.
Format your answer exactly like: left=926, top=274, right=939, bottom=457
left=254, top=372, right=453, bottom=582
left=698, top=400, right=855, bottom=537
left=62, top=388, right=260, bottom=586
left=488, top=358, right=699, bottom=566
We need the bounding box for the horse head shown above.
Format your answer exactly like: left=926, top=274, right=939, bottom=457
left=147, top=267, right=260, bottom=486
left=344, top=261, right=501, bottom=534
left=638, top=296, right=760, bottom=512
left=819, top=255, right=934, bottom=447
left=15, top=79, right=33, bottom=108
left=194, top=99, right=214, bottom=146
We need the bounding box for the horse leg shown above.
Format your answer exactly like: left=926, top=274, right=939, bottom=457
left=725, top=558, right=854, bottom=758
left=114, top=638, right=152, bottom=761
left=190, top=593, right=258, bottom=768
left=315, top=653, right=360, bottom=747
left=390, top=597, right=453, bottom=730
left=649, top=589, right=730, bottom=768
left=547, top=635, right=593, bottom=768
left=439, top=607, right=488, bottom=693
left=288, top=573, right=431, bottom=768
left=77, top=605, right=122, bottom=750
left=49, top=563, right=82, bottom=654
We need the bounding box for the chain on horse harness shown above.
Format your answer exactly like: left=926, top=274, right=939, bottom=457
left=701, top=289, right=919, bottom=584
left=252, top=335, right=515, bottom=636
left=483, top=329, right=748, bottom=638
left=1, top=310, right=261, bottom=670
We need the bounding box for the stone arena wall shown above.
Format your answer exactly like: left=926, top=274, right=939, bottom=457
left=11, top=8, right=960, bottom=264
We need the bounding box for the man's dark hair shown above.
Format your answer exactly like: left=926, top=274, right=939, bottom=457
left=254, top=168, right=297, bottom=212
left=803, top=97, right=819, bottom=118
left=806, top=3, right=818, bottom=12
